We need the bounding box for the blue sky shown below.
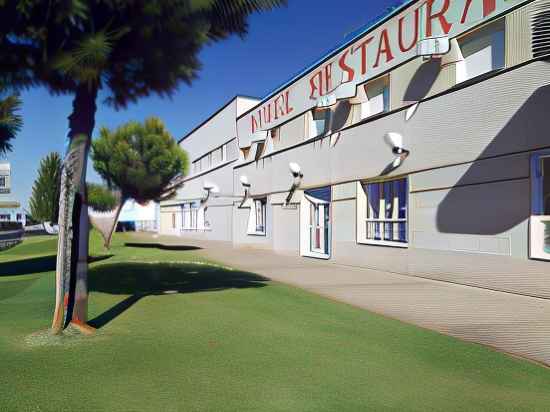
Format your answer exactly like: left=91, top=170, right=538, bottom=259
left=7, top=0, right=396, bottom=209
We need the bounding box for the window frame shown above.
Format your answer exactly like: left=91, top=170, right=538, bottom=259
left=455, top=18, right=506, bottom=84
left=357, top=76, right=390, bottom=121
left=247, top=197, right=267, bottom=236
left=356, top=178, right=409, bottom=248
left=306, top=108, right=331, bottom=139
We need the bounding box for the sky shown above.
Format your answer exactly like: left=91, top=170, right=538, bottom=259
left=6, top=0, right=397, bottom=209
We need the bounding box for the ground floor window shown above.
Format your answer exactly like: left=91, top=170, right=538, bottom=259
left=181, top=201, right=205, bottom=231
left=357, top=178, right=408, bottom=247
left=247, top=198, right=267, bottom=235
left=530, top=152, right=550, bottom=260
left=300, top=187, right=331, bottom=258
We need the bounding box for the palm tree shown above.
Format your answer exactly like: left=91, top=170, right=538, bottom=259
left=0, top=0, right=286, bottom=334
left=0, top=94, right=22, bottom=155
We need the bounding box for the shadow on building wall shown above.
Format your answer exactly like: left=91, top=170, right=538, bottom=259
left=436, top=84, right=550, bottom=235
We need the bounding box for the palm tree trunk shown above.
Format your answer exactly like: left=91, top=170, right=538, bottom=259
left=51, top=84, right=97, bottom=334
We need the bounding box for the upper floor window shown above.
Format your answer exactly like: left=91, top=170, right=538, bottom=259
left=307, top=108, right=330, bottom=139
left=270, top=128, right=280, bottom=146
left=456, top=19, right=505, bottom=83
left=358, top=76, right=390, bottom=120
left=0, top=176, right=6, bottom=188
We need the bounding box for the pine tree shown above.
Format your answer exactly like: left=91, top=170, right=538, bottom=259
left=29, top=152, right=62, bottom=223
left=91, top=117, right=188, bottom=248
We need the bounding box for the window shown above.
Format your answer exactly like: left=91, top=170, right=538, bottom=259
left=270, top=128, right=280, bottom=146
left=456, top=20, right=505, bottom=83
left=254, top=141, right=265, bottom=161
left=172, top=213, right=176, bottom=229
left=357, top=178, right=408, bottom=246
left=530, top=153, right=550, bottom=260
left=221, top=143, right=228, bottom=162
left=16, top=214, right=21, bottom=221
left=359, top=77, right=390, bottom=120
left=182, top=202, right=203, bottom=230
left=0, top=214, right=10, bottom=220
left=309, top=201, right=330, bottom=255
left=241, top=147, right=251, bottom=161
left=307, top=108, right=330, bottom=139
left=0, top=176, right=5, bottom=188
left=247, top=198, right=267, bottom=235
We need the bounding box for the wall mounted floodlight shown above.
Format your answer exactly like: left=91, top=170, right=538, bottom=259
left=285, top=163, right=304, bottom=206
left=202, top=181, right=220, bottom=205
left=240, top=175, right=250, bottom=188
left=238, top=175, right=251, bottom=208
left=382, top=132, right=410, bottom=173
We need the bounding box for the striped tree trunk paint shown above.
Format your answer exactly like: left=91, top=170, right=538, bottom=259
left=51, top=85, right=97, bottom=334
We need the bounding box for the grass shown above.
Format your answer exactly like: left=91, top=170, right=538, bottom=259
left=1, top=232, right=550, bottom=411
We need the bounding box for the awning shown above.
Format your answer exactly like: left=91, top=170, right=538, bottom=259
left=304, top=186, right=331, bottom=203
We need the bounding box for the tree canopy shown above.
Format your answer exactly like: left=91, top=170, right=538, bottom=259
left=0, top=0, right=286, bottom=108
left=92, top=117, right=188, bottom=204
left=29, top=152, right=62, bottom=223
left=87, top=183, right=118, bottom=212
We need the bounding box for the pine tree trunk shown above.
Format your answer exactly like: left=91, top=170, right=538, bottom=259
left=51, top=84, right=98, bottom=334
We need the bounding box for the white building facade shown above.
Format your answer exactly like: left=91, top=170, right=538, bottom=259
left=161, top=0, right=550, bottom=299
left=0, top=162, right=26, bottom=227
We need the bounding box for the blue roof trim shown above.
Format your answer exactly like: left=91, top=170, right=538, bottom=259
left=260, top=0, right=416, bottom=101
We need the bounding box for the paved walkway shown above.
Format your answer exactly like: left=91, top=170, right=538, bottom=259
left=138, top=234, right=550, bottom=367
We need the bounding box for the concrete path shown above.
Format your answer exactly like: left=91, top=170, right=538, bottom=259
left=136, top=234, right=550, bottom=367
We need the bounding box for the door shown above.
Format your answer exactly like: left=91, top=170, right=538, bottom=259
left=310, top=202, right=330, bottom=255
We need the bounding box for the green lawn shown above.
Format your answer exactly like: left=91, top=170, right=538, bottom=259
left=1, top=232, right=549, bottom=411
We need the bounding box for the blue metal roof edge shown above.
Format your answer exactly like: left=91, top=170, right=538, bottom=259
left=260, top=0, right=416, bottom=101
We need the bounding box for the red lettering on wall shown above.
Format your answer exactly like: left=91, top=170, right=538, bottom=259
left=461, top=0, right=497, bottom=23
left=426, top=0, right=453, bottom=37
left=262, top=104, right=271, bottom=125
left=309, top=71, right=323, bottom=99
left=374, top=29, right=394, bottom=68
left=324, top=63, right=332, bottom=95
left=274, top=95, right=286, bottom=120
left=352, top=37, right=374, bottom=75
left=251, top=115, right=259, bottom=134
left=250, top=90, right=293, bottom=133
left=284, top=90, right=294, bottom=115
left=398, top=8, right=420, bottom=52
left=338, top=48, right=355, bottom=83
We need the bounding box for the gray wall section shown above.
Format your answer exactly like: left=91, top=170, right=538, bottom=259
left=506, top=6, right=533, bottom=68
left=272, top=205, right=300, bottom=255
left=181, top=99, right=238, bottom=162
left=232, top=202, right=274, bottom=249
left=279, top=114, right=306, bottom=150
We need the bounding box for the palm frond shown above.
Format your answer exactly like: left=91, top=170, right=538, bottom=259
left=0, top=94, right=23, bottom=155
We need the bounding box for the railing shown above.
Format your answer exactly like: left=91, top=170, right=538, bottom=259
left=366, top=219, right=407, bottom=243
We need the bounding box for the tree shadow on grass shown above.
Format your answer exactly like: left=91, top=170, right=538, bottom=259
left=0, top=254, right=113, bottom=277
left=87, top=262, right=268, bottom=329
left=124, top=242, right=202, bottom=251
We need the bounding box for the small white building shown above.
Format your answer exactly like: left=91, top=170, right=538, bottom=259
left=118, top=200, right=159, bottom=232
left=0, top=162, right=26, bottom=227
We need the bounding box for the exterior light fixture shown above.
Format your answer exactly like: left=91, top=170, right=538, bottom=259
left=238, top=175, right=251, bottom=208
left=202, top=181, right=219, bottom=205
left=285, top=163, right=303, bottom=206
left=384, top=132, right=410, bottom=171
